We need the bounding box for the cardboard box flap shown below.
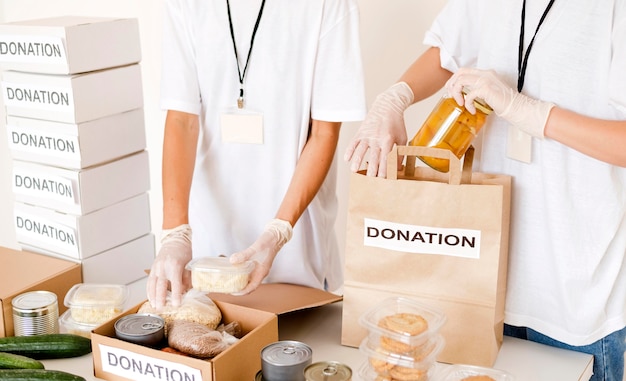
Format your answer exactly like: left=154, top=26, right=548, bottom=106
left=208, top=283, right=342, bottom=315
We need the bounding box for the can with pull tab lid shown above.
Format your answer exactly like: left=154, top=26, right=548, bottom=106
left=304, top=361, right=352, bottom=381
left=261, top=340, right=312, bottom=381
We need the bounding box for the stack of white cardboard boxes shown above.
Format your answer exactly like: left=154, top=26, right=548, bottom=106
left=0, top=16, right=154, bottom=285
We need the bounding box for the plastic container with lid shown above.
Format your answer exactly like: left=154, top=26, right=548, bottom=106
left=64, top=283, right=129, bottom=325
left=58, top=309, right=96, bottom=339
left=437, top=364, right=515, bottom=381
left=357, top=358, right=438, bottom=381
left=187, top=257, right=254, bottom=294
left=359, top=335, right=444, bottom=372
left=359, top=297, right=446, bottom=348
left=409, top=92, right=492, bottom=173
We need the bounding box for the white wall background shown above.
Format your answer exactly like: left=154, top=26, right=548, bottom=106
left=0, top=1, right=448, bottom=258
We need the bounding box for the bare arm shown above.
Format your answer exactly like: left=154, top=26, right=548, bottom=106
left=276, top=119, right=341, bottom=227
left=399, top=46, right=454, bottom=103
left=161, top=110, right=200, bottom=229
left=545, top=108, right=626, bottom=167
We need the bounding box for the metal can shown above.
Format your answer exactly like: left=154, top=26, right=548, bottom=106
left=12, top=290, right=59, bottom=336
left=304, top=361, right=352, bottom=381
left=261, top=340, right=312, bottom=381
left=114, top=313, right=165, bottom=347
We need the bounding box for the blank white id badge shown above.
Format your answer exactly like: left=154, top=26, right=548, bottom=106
left=220, top=108, right=264, bottom=144
left=506, top=126, right=532, bottom=163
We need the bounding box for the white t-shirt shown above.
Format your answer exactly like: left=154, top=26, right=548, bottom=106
left=160, top=0, right=366, bottom=292
left=425, top=0, right=626, bottom=345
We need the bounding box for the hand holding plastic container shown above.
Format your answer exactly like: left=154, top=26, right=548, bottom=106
left=409, top=91, right=492, bottom=172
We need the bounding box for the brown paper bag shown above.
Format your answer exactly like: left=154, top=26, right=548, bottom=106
left=341, top=145, right=511, bottom=367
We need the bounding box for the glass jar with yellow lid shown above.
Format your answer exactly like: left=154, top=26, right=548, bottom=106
left=409, top=91, right=492, bottom=172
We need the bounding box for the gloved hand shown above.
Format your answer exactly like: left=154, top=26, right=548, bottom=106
left=445, top=68, right=555, bottom=138
left=147, top=224, right=193, bottom=309
left=229, top=219, right=293, bottom=295
left=344, top=82, right=414, bottom=178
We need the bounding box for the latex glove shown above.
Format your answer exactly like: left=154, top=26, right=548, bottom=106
left=147, top=224, right=193, bottom=309
left=229, top=219, right=293, bottom=295
left=344, top=82, right=414, bottom=177
left=445, top=68, right=555, bottom=138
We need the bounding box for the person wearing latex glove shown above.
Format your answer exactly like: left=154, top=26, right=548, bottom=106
left=229, top=219, right=293, bottom=295
left=147, top=224, right=192, bottom=309
left=445, top=68, right=555, bottom=139
left=343, top=82, right=413, bottom=178
left=148, top=0, right=366, bottom=306
left=342, top=1, right=626, bottom=380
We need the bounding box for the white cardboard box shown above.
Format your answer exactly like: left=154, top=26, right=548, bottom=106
left=1, top=64, right=143, bottom=123
left=12, top=150, right=150, bottom=215
left=5, top=109, right=146, bottom=169
left=0, top=16, right=141, bottom=75
left=22, top=233, right=155, bottom=286
left=13, top=192, right=151, bottom=260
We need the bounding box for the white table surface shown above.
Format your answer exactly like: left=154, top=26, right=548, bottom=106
left=41, top=278, right=594, bottom=381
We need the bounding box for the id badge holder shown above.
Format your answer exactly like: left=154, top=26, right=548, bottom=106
left=506, top=126, right=532, bottom=163
left=220, top=107, right=264, bottom=144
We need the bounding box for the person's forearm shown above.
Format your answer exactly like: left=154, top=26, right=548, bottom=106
left=544, top=107, right=626, bottom=167
left=275, top=120, right=341, bottom=226
left=162, top=110, right=200, bottom=229
left=399, top=47, right=454, bottom=103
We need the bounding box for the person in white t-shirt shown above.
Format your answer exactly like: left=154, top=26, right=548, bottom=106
left=344, top=1, right=626, bottom=380
left=147, top=0, right=366, bottom=308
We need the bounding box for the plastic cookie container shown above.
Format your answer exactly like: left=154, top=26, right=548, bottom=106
left=187, top=257, right=254, bottom=293
left=437, top=364, right=515, bottom=381
left=359, top=297, right=447, bottom=348
left=64, top=283, right=129, bottom=325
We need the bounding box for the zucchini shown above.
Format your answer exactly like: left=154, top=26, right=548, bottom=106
left=0, top=369, right=85, bottom=380
left=0, top=334, right=91, bottom=359
left=0, top=352, right=44, bottom=369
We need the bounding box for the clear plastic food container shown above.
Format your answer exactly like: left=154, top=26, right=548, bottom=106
left=357, top=358, right=438, bottom=381
left=438, top=364, right=515, bottom=380
left=64, top=283, right=129, bottom=325
left=359, top=297, right=447, bottom=347
left=361, top=331, right=445, bottom=361
left=187, top=257, right=254, bottom=293
left=359, top=335, right=444, bottom=373
left=58, top=309, right=97, bottom=339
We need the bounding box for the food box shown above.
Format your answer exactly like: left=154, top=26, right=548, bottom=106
left=13, top=192, right=151, bottom=260
left=0, top=16, right=141, bottom=75
left=12, top=150, right=150, bottom=215
left=22, top=233, right=155, bottom=286
left=0, top=245, right=82, bottom=337
left=5, top=109, right=146, bottom=169
left=1, top=64, right=143, bottom=123
left=92, top=283, right=343, bottom=381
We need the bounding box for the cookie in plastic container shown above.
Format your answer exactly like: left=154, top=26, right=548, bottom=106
left=437, top=364, right=515, bottom=381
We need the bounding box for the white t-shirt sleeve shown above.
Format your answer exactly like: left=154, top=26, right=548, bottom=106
left=422, top=0, right=485, bottom=73
left=160, top=0, right=202, bottom=115
left=310, top=0, right=366, bottom=122
left=609, top=0, right=626, bottom=114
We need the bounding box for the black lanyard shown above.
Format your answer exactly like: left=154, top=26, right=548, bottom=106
left=517, top=0, right=555, bottom=92
left=226, top=0, right=266, bottom=109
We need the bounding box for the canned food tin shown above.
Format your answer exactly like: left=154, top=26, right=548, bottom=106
left=114, top=313, right=165, bottom=347
left=304, top=361, right=352, bottom=381
left=12, top=290, right=59, bottom=336
left=261, top=340, right=312, bottom=381
left=255, top=370, right=264, bottom=381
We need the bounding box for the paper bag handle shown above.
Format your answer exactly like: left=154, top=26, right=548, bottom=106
left=387, top=145, right=474, bottom=185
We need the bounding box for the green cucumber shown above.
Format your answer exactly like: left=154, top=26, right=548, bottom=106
left=0, top=352, right=44, bottom=369
left=0, top=369, right=85, bottom=380
left=0, top=334, right=91, bottom=359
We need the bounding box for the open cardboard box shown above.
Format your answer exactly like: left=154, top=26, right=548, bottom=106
left=0, top=245, right=82, bottom=337
left=92, top=283, right=342, bottom=381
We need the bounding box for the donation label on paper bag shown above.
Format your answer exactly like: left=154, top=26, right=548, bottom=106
left=363, top=218, right=481, bottom=259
